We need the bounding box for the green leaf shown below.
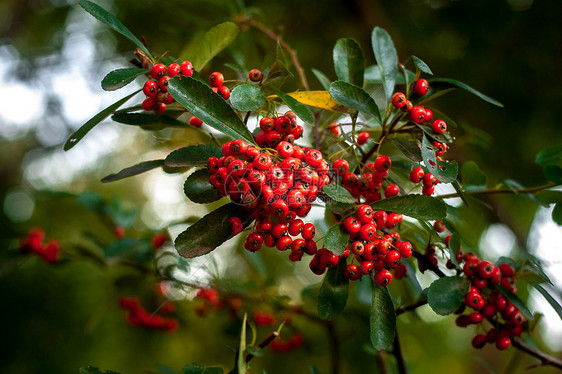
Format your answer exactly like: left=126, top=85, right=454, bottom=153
left=497, top=286, right=534, bottom=320
left=101, top=68, right=147, bottom=91
left=167, top=76, right=255, bottom=144
left=271, top=88, right=314, bottom=124
left=317, top=261, right=349, bottom=319
left=101, top=159, right=164, bottom=183
left=183, top=169, right=222, bottom=204
left=428, top=78, right=503, bottom=108
left=427, top=276, right=470, bottom=315
left=64, top=89, right=140, bottom=151
left=236, top=314, right=247, bottom=374
left=527, top=281, right=562, bottom=320
left=311, top=69, right=331, bottom=91
left=80, top=366, right=121, bottom=374
left=309, top=365, right=321, bottom=374
left=392, top=138, right=422, bottom=162
left=189, top=22, right=239, bottom=71
left=370, top=285, right=396, bottom=351
left=371, top=195, right=448, bottom=220
left=544, top=165, right=562, bottom=184
left=536, top=145, right=562, bottom=167
left=165, top=145, right=223, bottom=168
left=333, top=38, right=365, bottom=87
left=447, top=233, right=461, bottom=268
left=105, top=238, right=141, bottom=259
left=371, top=27, right=398, bottom=102
left=322, top=184, right=356, bottom=204
left=553, top=203, right=562, bottom=225
left=461, top=161, right=487, bottom=188
left=328, top=81, right=381, bottom=122
left=183, top=364, right=224, bottom=374
left=412, top=56, right=433, bottom=75
left=324, top=223, right=349, bottom=256
left=79, top=0, right=152, bottom=60
left=421, top=135, right=458, bottom=184
left=111, top=112, right=189, bottom=129
left=230, top=84, right=266, bottom=112
left=175, top=203, right=249, bottom=258
left=536, top=190, right=562, bottom=204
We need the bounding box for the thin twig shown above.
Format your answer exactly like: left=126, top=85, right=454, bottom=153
left=512, top=337, right=562, bottom=370
left=393, top=328, right=408, bottom=374
left=435, top=182, right=556, bottom=200
left=326, top=321, right=341, bottom=374
left=395, top=298, right=428, bottom=316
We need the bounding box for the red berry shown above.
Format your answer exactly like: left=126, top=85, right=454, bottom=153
left=253, top=153, right=273, bottom=171
left=344, top=264, right=359, bottom=279
left=391, top=92, right=407, bottom=108
left=142, top=96, right=157, bottom=111
left=357, top=205, right=374, bottom=223
left=271, top=223, right=289, bottom=239
left=434, top=220, right=446, bottom=233
left=150, top=63, right=167, bottom=79
left=249, top=69, right=263, bottom=82
left=385, top=213, right=403, bottom=229
left=394, top=264, right=407, bottom=279
left=495, top=337, right=511, bottom=350
left=357, top=131, right=370, bottom=145
left=288, top=219, right=304, bottom=236
left=259, top=116, right=274, bottom=132
left=499, top=263, right=515, bottom=277
left=414, top=79, right=429, bottom=96
left=432, top=119, right=447, bottom=135
left=409, top=106, right=426, bottom=124
left=113, top=226, right=125, bottom=238
left=301, top=223, right=316, bottom=240
left=477, top=261, right=495, bottom=279
left=143, top=80, right=158, bottom=97
left=468, top=312, right=483, bottom=324
left=385, top=250, right=401, bottom=268
left=344, top=217, right=361, bottom=235
left=423, top=172, right=438, bottom=188
left=189, top=117, right=203, bottom=127
left=228, top=217, right=243, bottom=234
left=180, top=61, right=194, bottom=77
left=209, top=72, right=224, bottom=87
left=328, top=122, right=341, bottom=136
left=424, top=108, right=433, bottom=122
left=304, top=149, right=323, bottom=167
left=153, top=102, right=166, bottom=114
left=167, top=63, right=180, bottom=77
left=384, top=184, right=400, bottom=198
left=351, top=241, right=365, bottom=256
left=276, top=235, right=293, bottom=251
left=245, top=232, right=263, bottom=252
left=409, top=167, right=425, bottom=183
left=398, top=241, right=413, bottom=258
left=472, top=334, right=487, bottom=349
left=359, top=223, right=377, bottom=241
left=274, top=116, right=291, bottom=133
left=218, top=85, right=230, bottom=100
left=374, top=155, right=392, bottom=173
left=157, top=76, right=170, bottom=92
left=401, top=100, right=413, bottom=112
left=277, top=141, right=294, bottom=158
left=332, top=159, right=349, bottom=176
left=374, top=269, right=393, bottom=286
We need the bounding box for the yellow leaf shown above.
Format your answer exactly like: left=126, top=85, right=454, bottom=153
left=287, top=91, right=353, bottom=114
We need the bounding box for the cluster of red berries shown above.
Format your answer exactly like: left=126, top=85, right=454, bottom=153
left=119, top=296, right=178, bottom=331
left=270, top=334, right=304, bottom=353
left=332, top=155, right=398, bottom=203
left=142, top=60, right=194, bottom=114
left=409, top=166, right=441, bottom=196
left=255, top=112, right=304, bottom=148
left=194, top=287, right=242, bottom=317
left=454, top=254, right=523, bottom=350
left=19, top=228, right=60, bottom=264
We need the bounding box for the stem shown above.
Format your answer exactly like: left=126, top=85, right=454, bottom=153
left=244, top=331, right=279, bottom=364
left=395, top=298, right=428, bottom=316
left=360, top=112, right=404, bottom=168
left=326, top=321, right=341, bottom=374
left=411, top=250, right=446, bottom=277
left=236, top=16, right=310, bottom=91
left=512, top=337, right=562, bottom=370
left=436, top=182, right=557, bottom=200
left=393, top=328, right=408, bottom=374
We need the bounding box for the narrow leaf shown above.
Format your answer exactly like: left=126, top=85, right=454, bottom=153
left=392, top=138, right=422, bottom=162
left=528, top=281, right=562, bottom=320
left=183, top=169, right=222, bottom=204
left=64, top=89, right=140, bottom=151
left=428, top=78, right=503, bottom=108
left=317, top=261, right=349, bottom=319
left=230, top=84, right=266, bottom=111
left=190, top=22, right=239, bottom=71
left=447, top=233, right=461, bottom=267
left=101, top=68, right=147, bottom=91
left=101, top=159, right=164, bottom=183
left=111, top=112, right=188, bottom=129
left=236, top=313, right=247, bottom=374
left=175, top=203, right=250, bottom=258
left=322, top=184, right=356, bottom=204
left=329, top=81, right=381, bottom=122
left=371, top=194, right=448, bottom=220
left=79, top=0, right=152, bottom=60
left=311, top=69, right=331, bottom=91
left=288, top=91, right=353, bottom=113
left=333, top=38, right=365, bottom=87
left=167, top=76, right=255, bottom=144
left=421, top=135, right=458, bottom=184
left=370, top=285, right=396, bottom=351
left=412, top=56, right=433, bottom=75
left=371, top=27, right=398, bottom=102
left=165, top=145, right=223, bottom=167
left=324, top=223, right=349, bottom=256
left=427, top=276, right=470, bottom=315
left=271, top=88, right=314, bottom=124
left=497, top=286, right=534, bottom=320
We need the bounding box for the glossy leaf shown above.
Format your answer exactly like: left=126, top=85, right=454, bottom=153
left=544, top=165, right=562, bottom=184
left=536, top=145, right=562, bottom=167
left=101, top=159, right=164, bottom=183
left=427, top=276, right=470, bottom=315
left=370, top=285, right=395, bottom=351
left=317, top=261, right=349, bottom=320
left=461, top=161, right=487, bottom=188
left=183, top=169, right=222, bottom=204
left=288, top=91, right=353, bottom=113
left=421, top=135, right=458, bottom=184
left=333, top=38, right=365, bottom=87
left=190, top=22, right=239, bottom=71
left=497, top=286, right=534, bottom=320
left=428, top=78, right=503, bottom=108
left=167, top=76, right=255, bottom=144
left=447, top=233, right=461, bottom=268
left=230, top=84, right=266, bottom=111
left=165, top=145, right=223, bottom=167
left=111, top=112, right=188, bottom=129
left=412, top=55, right=433, bottom=75
left=175, top=203, right=249, bottom=258
left=553, top=203, right=562, bottom=225
left=328, top=81, right=381, bottom=122
left=311, top=69, right=331, bottom=90
left=364, top=65, right=409, bottom=85
left=392, top=138, right=422, bottom=162
left=79, top=0, right=152, bottom=60
left=101, top=68, right=147, bottom=91
left=371, top=27, right=398, bottom=102
left=322, top=184, right=356, bottom=204
left=528, top=281, right=562, bottom=320
left=271, top=88, right=314, bottom=124
left=64, top=89, right=140, bottom=151
left=371, top=194, right=448, bottom=220
left=324, top=223, right=349, bottom=256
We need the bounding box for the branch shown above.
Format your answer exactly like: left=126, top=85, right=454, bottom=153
left=396, top=298, right=428, bottom=316
left=435, top=182, right=557, bottom=200
left=512, top=337, right=562, bottom=370
left=236, top=16, right=310, bottom=91
left=392, top=328, right=408, bottom=374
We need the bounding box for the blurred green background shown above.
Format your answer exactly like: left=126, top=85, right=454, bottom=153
left=1, top=0, right=561, bottom=373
